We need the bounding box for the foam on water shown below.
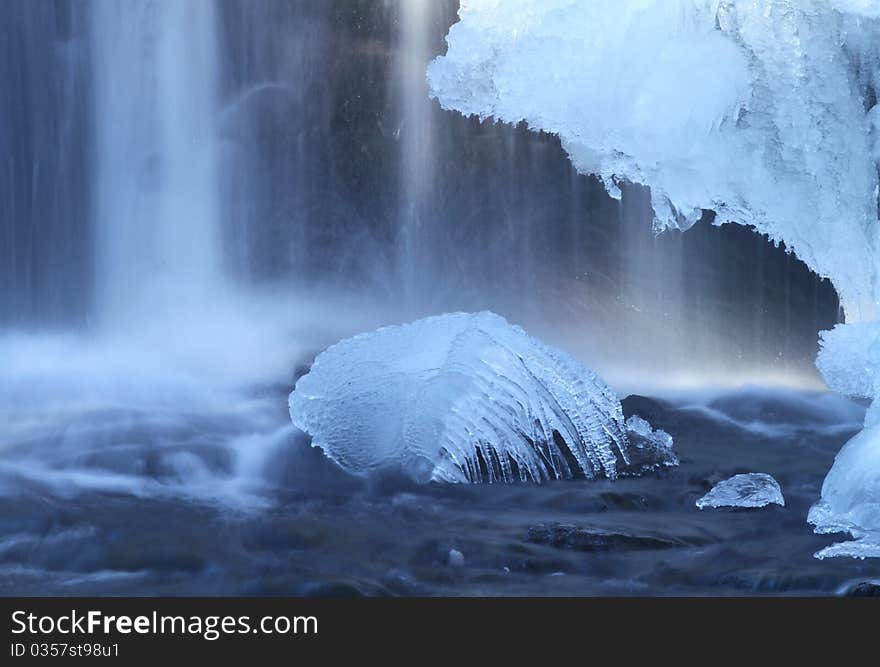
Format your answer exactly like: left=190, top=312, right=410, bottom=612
left=0, top=288, right=390, bottom=505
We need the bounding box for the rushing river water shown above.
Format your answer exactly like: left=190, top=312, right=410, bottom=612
left=1, top=388, right=877, bottom=596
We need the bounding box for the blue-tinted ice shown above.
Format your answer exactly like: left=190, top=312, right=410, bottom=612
left=290, top=312, right=675, bottom=483
left=696, top=473, right=785, bottom=510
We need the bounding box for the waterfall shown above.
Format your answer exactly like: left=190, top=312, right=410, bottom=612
left=0, top=2, right=92, bottom=327
left=0, top=1, right=844, bottom=500
left=395, top=0, right=439, bottom=309
left=91, top=0, right=221, bottom=328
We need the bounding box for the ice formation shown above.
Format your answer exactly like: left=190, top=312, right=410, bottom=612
left=807, top=365, right=880, bottom=559
left=621, top=415, right=678, bottom=475
left=696, top=473, right=785, bottom=510
left=429, top=0, right=880, bottom=556
left=428, top=0, right=880, bottom=319
left=289, top=311, right=674, bottom=483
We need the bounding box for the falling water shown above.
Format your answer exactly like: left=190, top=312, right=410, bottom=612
left=0, top=1, right=317, bottom=506
left=395, top=0, right=439, bottom=309
left=92, top=0, right=221, bottom=327
left=0, top=2, right=92, bottom=327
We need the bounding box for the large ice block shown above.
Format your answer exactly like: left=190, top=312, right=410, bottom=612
left=289, top=312, right=674, bottom=483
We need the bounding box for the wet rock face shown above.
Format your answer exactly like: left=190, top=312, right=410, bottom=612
left=846, top=581, right=880, bottom=597
left=526, top=522, right=680, bottom=552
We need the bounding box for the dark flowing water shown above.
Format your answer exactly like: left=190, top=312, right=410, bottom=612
left=1, top=388, right=876, bottom=597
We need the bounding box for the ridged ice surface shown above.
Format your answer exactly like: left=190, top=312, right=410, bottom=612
left=696, top=473, right=785, bottom=510
left=289, top=312, right=672, bottom=483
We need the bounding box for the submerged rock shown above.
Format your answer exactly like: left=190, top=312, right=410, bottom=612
left=526, top=522, right=679, bottom=552
left=845, top=581, right=880, bottom=597
left=696, top=473, right=785, bottom=510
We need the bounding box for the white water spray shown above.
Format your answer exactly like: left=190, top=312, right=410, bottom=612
left=92, top=0, right=221, bottom=327
left=395, top=0, right=438, bottom=308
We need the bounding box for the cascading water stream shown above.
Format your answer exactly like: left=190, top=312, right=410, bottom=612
left=394, top=0, right=437, bottom=310
left=92, top=0, right=222, bottom=328
left=0, top=1, right=320, bottom=505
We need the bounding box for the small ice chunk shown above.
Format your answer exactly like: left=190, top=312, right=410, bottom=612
left=448, top=549, right=465, bottom=567
left=621, top=415, right=678, bottom=475
left=696, top=473, right=785, bottom=510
